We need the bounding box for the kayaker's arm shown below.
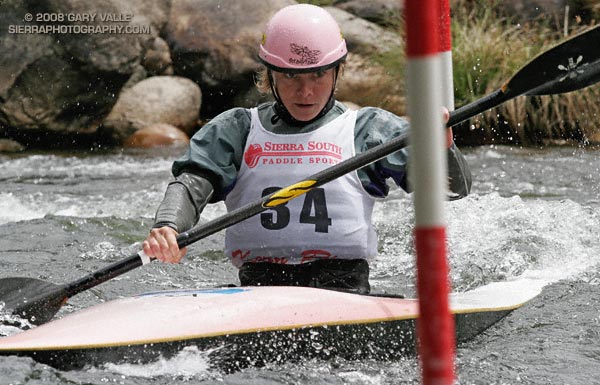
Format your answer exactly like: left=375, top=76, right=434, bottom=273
left=145, top=109, right=248, bottom=264
left=153, top=172, right=214, bottom=233
left=144, top=172, right=214, bottom=264
left=171, top=108, right=252, bottom=202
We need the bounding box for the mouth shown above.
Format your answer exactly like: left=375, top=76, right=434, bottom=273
left=294, top=103, right=315, bottom=109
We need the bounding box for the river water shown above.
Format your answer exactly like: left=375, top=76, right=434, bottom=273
left=1, top=145, right=599, bottom=384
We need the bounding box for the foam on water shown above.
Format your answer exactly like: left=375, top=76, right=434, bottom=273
left=0, top=190, right=166, bottom=224
left=93, top=346, right=215, bottom=380
left=337, top=370, right=384, bottom=384
left=448, top=193, right=600, bottom=285
left=372, top=191, right=600, bottom=292
left=0, top=153, right=173, bottom=181
left=0, top=193, right=45, bottom=224
left=0, top=302, right=34, bottom=337
left=0, top=153, right=173, bottom=224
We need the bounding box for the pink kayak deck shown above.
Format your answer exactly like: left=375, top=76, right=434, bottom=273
left=0, top=280, right=543, bottom=351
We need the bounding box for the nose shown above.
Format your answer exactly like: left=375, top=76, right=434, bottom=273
left=295, top=77, right=313, bottom=98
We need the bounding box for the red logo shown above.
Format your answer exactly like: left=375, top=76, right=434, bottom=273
left=244, top=141, right=342, bottom=168
left=244, top=144, right=263, bottom=168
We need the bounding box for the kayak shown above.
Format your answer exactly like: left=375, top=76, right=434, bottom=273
left=0, top=280, right=542, bottom=372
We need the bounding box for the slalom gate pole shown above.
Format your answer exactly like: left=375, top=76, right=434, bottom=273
left=405, top=1, right=456, bottom=384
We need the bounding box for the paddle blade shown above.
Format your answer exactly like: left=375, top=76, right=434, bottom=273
left=0, top=277, right=68, bottom=326
left=505, top=25, right=600, bottom=96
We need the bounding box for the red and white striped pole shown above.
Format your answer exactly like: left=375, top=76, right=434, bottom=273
left=404, top=1, right=455, bottom=384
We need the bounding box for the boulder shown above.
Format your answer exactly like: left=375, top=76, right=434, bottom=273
left=340, top=101, right=361, bottom=111
left=123, top=123, right=189, bottom=148
left=142, top=37, right=174, bottom=76
left=333, top=0, right=402, bottom=27
left=103, top=76, right=201, bottom=142
left=326, top=6, right=405, bottom=115
left=0, top=139, right=25, bottom=153
left=326, top=6, right=400, bottom=55
left=0, top=0, right=169, bottom=144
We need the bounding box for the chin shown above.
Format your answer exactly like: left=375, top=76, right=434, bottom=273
left=291, top=110, right=318, bottom=122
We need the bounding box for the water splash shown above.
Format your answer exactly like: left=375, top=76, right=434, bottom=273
left=370, top=191, right=600, bottom=294
left=0, top=153, right=173, bottom=224
left=93, top=346, right=215, bottom=380
left=448, top=193, right=600, bottom=289
left=0, top=193, right=44, bottom=224
left=0, top=301, right=34, bottom=337
left=0, top=153, right=173, bottom=182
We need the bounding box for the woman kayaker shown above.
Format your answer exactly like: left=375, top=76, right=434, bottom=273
left=142, top=3, right=472, bottom=294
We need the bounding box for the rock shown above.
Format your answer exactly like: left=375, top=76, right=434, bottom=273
left=0, top=139, right=25, bottom=153
left=142, top=37, right=174, bottom=76
left=333, top=0, right=402, bottom=27
left=0, top=0, right=170, bottom=143
left=163, top=0, right=295, bottom=117
left=103, top=76, right=201, bottom=142
left=326, top=6, right=404, bottom=116
left=123, top=123, right=189, bottom=148
left=327, top=6, right=400, bottom=56
left=1, top=0, right=401, bottom=144
left=584, top=131, right=600, bottom=146
left=337, top=55, right=406, bottom=117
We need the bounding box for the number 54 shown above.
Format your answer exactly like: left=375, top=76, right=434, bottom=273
left=261, top=187, right=332, bottom=233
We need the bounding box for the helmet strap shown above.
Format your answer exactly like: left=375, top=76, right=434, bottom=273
left=268, top=66, right=340, bottom=127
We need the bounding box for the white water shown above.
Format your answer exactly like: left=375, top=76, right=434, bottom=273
left=94, top=346, right=214, bottom=380
left=2, top=146, right=600, bottom=383
left=3, top=148, right=599, bottom=290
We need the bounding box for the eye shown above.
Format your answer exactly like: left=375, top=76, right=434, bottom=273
left=284, top=73, right=297, bottom=79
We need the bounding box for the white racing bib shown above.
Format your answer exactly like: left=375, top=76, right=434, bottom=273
left=225, top=108, right=377, bottom=267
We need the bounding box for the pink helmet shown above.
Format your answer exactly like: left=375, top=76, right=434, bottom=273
left=259, top=4, right=347, bottom=73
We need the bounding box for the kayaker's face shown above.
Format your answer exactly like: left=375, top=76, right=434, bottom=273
left=272, top=68, right=335, bottom=122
